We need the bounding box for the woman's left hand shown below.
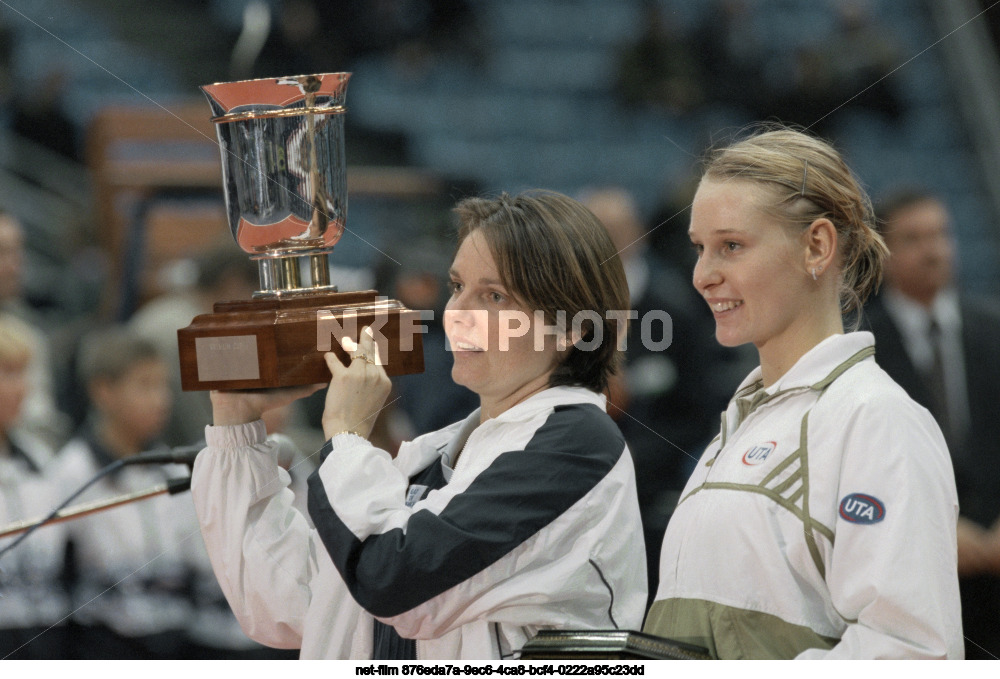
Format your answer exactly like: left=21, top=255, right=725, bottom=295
left=321, top=326, right=392, bottom=440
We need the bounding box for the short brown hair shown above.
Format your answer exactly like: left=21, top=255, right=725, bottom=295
left=77, top=326, right=163, bottom=387
left=452, top=190, right=630, bottom=392
left=703, top=123, right=888, bottom=316
left=874, top=185, right=944, bottom=234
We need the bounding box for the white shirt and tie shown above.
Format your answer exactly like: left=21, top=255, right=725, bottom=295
left=881, top=287, right=970, bottom=450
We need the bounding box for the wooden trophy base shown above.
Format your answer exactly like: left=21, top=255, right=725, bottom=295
left=177, top=289, right=425, bottom=391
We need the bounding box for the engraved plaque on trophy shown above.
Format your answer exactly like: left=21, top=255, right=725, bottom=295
left=177, top=73, right=424, bottom=390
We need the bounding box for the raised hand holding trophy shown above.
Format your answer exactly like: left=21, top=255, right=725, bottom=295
left=177, top=73, right=424, bottom=390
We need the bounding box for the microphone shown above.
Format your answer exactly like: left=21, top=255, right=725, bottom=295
left=124, top=442, right=205, bottom=466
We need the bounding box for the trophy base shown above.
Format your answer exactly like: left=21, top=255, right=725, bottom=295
left=177, top=289, right=425, bottom=391
left=518, top=630, right=711, bottom=660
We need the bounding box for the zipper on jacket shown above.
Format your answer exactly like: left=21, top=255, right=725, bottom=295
left=451, top=422, right=485, bottom=475
left=413, top=425, right=478, bottom=660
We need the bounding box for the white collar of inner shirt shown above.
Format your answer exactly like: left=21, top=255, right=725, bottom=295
left=883, top=287, right=961, bottom=369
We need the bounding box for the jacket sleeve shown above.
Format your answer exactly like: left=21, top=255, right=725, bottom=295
left=798, top=394, right=963, bottom=659
left=307, top=410, right=647, bottom=640
left=190, top=420, right=362, bottom=650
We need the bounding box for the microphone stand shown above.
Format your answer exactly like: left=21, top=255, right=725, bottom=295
left=0, top=444, right=203, bottom=560
left=0, top=477, right=192, bottom=540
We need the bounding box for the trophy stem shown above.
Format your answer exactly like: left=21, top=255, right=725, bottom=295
left=252, top=249, right=337, bottom=297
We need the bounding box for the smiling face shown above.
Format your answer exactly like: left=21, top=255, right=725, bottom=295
left=690, top=178, right=828, bottom=373
left=444, top=229, right=562, bottom=419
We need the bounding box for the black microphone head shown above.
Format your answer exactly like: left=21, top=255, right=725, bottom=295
left=124, top=442, right=205, bottom=466
left=169, top=444, right=204, bottom=466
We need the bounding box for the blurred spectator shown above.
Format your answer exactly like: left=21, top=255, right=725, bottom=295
left=0, top=213, right=29, bottom=319
left=50, top=327, right=187, bottom=658
left=862, top=187, right=1000, bottom=659
left=50, top=327, right=282, bottom=659
left=0, top=211, right=71, bottom=448
left=246, top=0, right=485, bottom=80
left=615, top=2, right=706, bottom=116
left=764, top=1, right=904, bottom=133
left=691, top=0, right=769, bottom=118
left=129, top=244, right=257, bottom=448
left=646, top=171, right=702, bottom=273
left=0, top=314, right=71, bottom=659
left=0, top=20, right=14, bottom=129
left=580, top=186, right=746, bottom=604
left=233, top=0, right=334, bottom=79
left=824, top=0, right=904, bottom=120
left=10, top=68, right=82, bottom=162
left=686, top=0, right=903, bottom=132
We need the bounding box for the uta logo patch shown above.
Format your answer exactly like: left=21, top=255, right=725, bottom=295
left=742, top=441, right=777, bottom=465
left=839, top=493, right=886, bottom=524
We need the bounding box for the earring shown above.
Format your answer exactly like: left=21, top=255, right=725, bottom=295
left=811, top=268, right=818, bottom=281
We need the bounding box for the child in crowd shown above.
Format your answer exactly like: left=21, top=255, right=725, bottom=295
left=50, top=327, right=285, bottom=659
left=0, top=313, right=70, bottom=659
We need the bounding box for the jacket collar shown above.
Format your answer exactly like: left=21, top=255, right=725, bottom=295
left=414, top=386, right=606, bottom=473
left=489, top=385, right=606, bottom=424
left=722, top=333, right=876, bottom=445
left=734, top=332, right=875, bottom=396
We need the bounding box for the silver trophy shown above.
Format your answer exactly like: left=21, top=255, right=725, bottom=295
left=202, top=72, right=349, bottom=295
left=177, top=73, right=424, bottom=390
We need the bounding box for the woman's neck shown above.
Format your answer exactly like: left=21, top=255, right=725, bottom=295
left=758, top=310, right=844, bottom=387
left=478, top=376, right=552, bottom=424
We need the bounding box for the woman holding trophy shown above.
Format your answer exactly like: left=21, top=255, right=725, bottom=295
left=191, top=190, right=647, bottom=659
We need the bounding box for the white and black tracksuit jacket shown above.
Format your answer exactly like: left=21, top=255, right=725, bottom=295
left=192, top=386, right=647, bottom=659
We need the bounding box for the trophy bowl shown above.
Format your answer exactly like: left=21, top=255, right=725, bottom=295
left=177, top=73, right=425, bottom=391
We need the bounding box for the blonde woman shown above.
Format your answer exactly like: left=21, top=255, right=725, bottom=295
left=644, top=126, right=962, bottom=658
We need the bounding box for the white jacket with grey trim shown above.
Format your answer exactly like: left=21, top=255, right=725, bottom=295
left=191, top=386, right=646, bottom=659
left=647, top=332, right=963, bottom=658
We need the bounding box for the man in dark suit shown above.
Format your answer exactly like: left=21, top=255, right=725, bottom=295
left=864, top=187, right=1000, bottom=659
